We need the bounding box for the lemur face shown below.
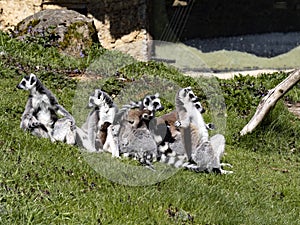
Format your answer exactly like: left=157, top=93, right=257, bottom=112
left=17, top=73, right=37, bottom=90
left=182, top=87, right=205, bottom=114
left=143, top=93, right=164, bottom=112
left=88, top=89, right=115, bottom=110
left=126, top=109, right=153, bottom=128
left=88, top=89, right=105, bottom=108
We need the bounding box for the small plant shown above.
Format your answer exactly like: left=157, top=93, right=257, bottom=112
left=11, top=24, right=60, bottom=48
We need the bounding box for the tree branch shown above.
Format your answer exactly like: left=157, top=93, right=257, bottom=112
left=240, top=69, right=300, bottom=136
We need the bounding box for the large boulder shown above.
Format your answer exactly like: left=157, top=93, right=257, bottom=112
left=13, top=9, right=99, bottom=57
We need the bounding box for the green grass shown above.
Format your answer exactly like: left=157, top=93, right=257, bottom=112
left=155, top=42, right=300, bottom=71
left=1, top=31, right=300, bottom=224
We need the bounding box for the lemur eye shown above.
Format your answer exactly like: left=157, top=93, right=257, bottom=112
left=189, top=93, right=195, bottom=99
left=30, top=77, right=35, bottom=85
left=89, top=98, right=95, bottom=105
left=195, top=103, right=201, bottom=109
left=142, top=114, right=149, bottom=119
left=153, top=101, right=159, bottom=107
left=192, top=97, right=200, bottom=103
left=144, top=98, right=150, bottom=106
left=21, top=81, right=26, bottom=87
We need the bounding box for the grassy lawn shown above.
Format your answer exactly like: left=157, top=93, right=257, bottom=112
left=1, top=31, right=300, bottom=224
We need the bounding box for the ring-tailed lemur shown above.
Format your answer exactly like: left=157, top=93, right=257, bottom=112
left=103, top=93, right=164, bottom=165
left=138, top=87, right=231, bottom=174
left=148, top=88, right=214, bottom=162
left=108, top=93, right=206, bottom=171
left=174, top=87, right=233, bottom=174
left=107, top=92, right=203, bottom=171
left=17, top=73, right=76, bottom=144
left=76, top=89, right=118, bottom=153
left=115, top=107, right=158, bottom=169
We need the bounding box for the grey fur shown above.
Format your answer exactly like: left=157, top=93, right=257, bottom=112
left=77, top=89, right=118, bottom=153
left=103, top=94, right=163, bottom=165
left=175, top=87, right=232, bottom=174
left=17, top=73, right=76, bottom=144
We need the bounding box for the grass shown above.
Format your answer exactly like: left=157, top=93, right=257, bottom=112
left=1, top=31, right=300, bottom=224
left=154, top=42, right=300, bottom=71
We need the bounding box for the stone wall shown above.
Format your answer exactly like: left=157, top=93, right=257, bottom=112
left=0, top=0, right=42, bottom=29
left=0, top=0, right=150, bottom=60
left=88, top=0, right=150, bottom=61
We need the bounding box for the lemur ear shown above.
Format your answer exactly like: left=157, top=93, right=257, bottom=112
left=29, top=73, right=37, bottom=85
left=154, top=93, right=160, bottom=98
left=206, top=123, right=215, bottom=130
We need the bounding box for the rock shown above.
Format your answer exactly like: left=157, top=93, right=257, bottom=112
left=12, top=9, right=99, bottom=57
left=121, top=30, right=140, bottom=43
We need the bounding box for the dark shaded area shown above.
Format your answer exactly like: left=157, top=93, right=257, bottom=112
left=40, top=0, right=300, bottom=57
left=41, top=0, right=89, bottom=16
left=155, top=0, right=300, bottom=57
left=42, top=0, right=147, bottom=40
left=165, top=0, right=300, bottom=40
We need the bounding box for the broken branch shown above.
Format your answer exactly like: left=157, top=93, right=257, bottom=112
left=240, top=69, right=300, bottom=136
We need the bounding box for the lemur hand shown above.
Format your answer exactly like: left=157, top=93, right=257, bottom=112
left=174, top=120, right=182, bottom=128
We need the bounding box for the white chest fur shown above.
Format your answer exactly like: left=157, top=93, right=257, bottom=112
left=31, top=93, right=53, bottom=125
left=185, top=101, right=209, bottom=142
left=97, top=105, right=117, bottom=127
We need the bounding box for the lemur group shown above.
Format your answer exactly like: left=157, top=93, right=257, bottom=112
left=17, top=73, right=233, bottom=174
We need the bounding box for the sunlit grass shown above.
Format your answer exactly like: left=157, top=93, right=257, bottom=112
left=1, top=31, right=300, bottom=224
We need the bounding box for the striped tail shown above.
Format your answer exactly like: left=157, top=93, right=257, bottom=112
left=121, top=151, right=156, bottom=171
left=158, top=153, right=215, bottom=173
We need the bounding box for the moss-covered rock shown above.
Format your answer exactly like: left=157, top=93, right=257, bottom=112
left=13, top=9, right=99, bottom=57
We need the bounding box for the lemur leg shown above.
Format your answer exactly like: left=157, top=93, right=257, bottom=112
left=97, top=121, right=111, bottom=149
left=210, top=134, right=233, bottom=173
left=103, top=125, right=120, bottom=158
left=26, top=114, right=52, bottom=139
left=210, top=134, right=225, bottom=158
left=21, top=100, right=50, bottom=139
left=174, top=118, right=193, bottom=160
left=220, top=169, right=234, bottom=174
left=52, top=118, right=76, bottom=145
left=20, top=99, right=35, bottom=129
left=81, top=110, right=99, bottom=151
left=75, top=127, right=97, bottom=152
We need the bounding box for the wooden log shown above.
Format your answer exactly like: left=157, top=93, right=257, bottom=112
left=240, top=69, right=300, bottom=136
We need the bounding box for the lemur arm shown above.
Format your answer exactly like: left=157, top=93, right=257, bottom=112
left=174, top=105, right=191, bottom=129
left=87, top=110, right=99, bottom=151
left=21, top=98, right=39, bottom=129
left=103, top=125, right=120, bottom=157
left=176, top=121, right=214, bottom=131
left=55, top=104, right=76, bottom=127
